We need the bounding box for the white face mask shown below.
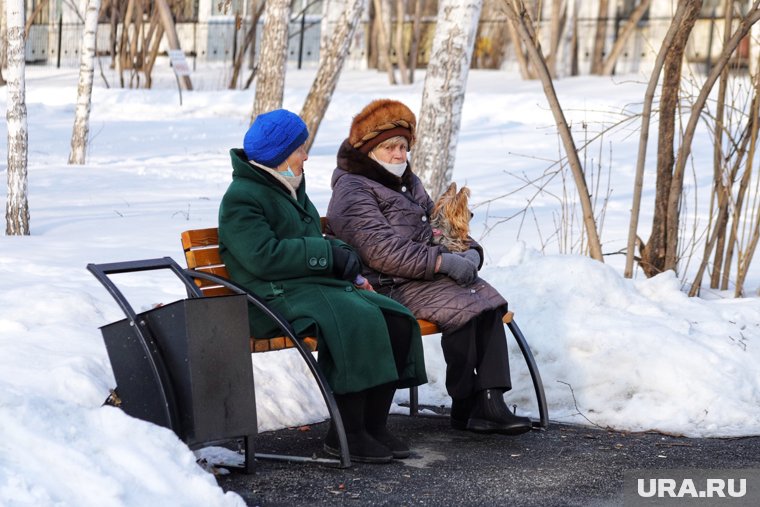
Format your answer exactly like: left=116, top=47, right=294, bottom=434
left=370, top=152, right=407, bottom=177
left=281, top=173, right=303, bottom=189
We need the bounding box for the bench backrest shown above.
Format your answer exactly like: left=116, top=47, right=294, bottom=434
left=181, top=227, right=235, bottom=297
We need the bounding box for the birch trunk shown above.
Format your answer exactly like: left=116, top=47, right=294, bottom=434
left=69, top=0, right=102, bottom=165
left=5, top=0, right=29, bottom=235
left=252, top=0, right=291, bottom=119
left=413, top=0, right=483, bottom=200
left=0, top=0, right=7, bottom=86
left=300, top=0, right=365, bottom=151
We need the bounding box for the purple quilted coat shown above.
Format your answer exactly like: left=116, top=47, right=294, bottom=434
left=326, top=140, right=507, bottom=333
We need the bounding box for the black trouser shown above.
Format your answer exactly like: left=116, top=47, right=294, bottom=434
left=440, top=308, right=511, bottom=399
left=333, top=312, right=412, bottom=434
left=381, top=311, right=413, bottom=378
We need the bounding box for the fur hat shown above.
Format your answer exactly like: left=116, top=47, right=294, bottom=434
left=244, top=109, right=308, bottom=167
left=349, top=99, right=416, bottom=154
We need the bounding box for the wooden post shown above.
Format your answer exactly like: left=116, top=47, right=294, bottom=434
left=154, top=0, right=193, bottom=90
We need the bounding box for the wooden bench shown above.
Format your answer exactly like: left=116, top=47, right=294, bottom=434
left=181, top=227, right=442, bottom=351
left=180, top=226, right=549, bottom=468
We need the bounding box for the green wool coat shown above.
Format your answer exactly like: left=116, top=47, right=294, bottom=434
left=218, top=149, right=427, bottom=394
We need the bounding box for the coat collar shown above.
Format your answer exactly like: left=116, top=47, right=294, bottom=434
left=230, top=148, right=307, bottom=203
left=336, top=139, right=413, bottom=192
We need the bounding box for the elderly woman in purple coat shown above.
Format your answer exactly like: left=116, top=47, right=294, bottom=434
left=327, top=99, right=532, bottom=436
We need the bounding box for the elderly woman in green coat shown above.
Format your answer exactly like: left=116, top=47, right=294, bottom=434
left=218, top=109, right=427, bottom=464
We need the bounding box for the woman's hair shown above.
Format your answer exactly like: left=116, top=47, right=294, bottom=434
left=372, top=136, right=409, bottom=153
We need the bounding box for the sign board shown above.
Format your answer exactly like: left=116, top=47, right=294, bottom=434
left=168, top=49, right=191, bottom=77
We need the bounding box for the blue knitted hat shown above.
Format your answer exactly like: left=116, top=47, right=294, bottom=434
left=243, top=109, right=309, bottom=167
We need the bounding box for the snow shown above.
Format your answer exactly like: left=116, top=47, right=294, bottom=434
left=2, top=61, right=760, bottom=505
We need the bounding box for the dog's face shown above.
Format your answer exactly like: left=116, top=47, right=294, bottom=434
left=431, top=182, right=472, bottom=252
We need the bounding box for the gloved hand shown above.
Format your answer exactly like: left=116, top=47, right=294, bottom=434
left=331, top=246, right=362, bottom=281
left=456, top=248, right=481, bottom=269
left=438, top=253, right=477, bottom=286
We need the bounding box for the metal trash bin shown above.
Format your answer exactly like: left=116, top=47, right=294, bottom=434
left=89, top=258, right=257, bottom=473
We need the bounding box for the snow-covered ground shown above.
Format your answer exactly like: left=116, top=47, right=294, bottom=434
left=1, top=61, right=759, bottom=506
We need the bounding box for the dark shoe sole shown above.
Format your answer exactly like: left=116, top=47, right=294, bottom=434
left=389, top=449, right=411, bottom=459
left=323, top=443, right=393, bottom=464
left=466, top=418, right=533, bottom=435
left=366, top=429, right=411, bottom=459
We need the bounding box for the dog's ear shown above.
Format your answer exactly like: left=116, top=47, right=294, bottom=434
left=433, top=182, right=456, bottom=216
left=459, top=186, right=471, bottom=200
left=442, top=182, right=457, bottom=199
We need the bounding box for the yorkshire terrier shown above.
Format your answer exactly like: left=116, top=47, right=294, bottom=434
left=430, top=182, right=472, bottom=253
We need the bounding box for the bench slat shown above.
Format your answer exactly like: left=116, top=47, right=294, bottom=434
left=186, top=248, right=225, bottom=269
left=200, top=285, right=236, bottom=297
left=181, top=228, right=219, bottom=250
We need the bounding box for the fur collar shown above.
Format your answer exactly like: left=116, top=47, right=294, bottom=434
left=336, top=139, right=413, bottom=192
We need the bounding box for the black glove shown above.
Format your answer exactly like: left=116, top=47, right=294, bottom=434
left=438, top=253, right=477, bottom=286
left=331, top=246, right=362, bottom=281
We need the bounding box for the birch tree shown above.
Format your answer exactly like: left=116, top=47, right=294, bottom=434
left=5, top=0, right=29, bottom=235
left=69, top=0, right=102, bottom=165
left=252, top=0, right=291, bottom=119
left=413, top=0, right=483, bottom=200
left=301, top=0, right=365, bottom=151
left=0, top=0, right=7, bottom=87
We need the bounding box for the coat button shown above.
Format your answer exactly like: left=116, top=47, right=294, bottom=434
left=318, top=257, right=327, bottom=267
left=401, top=186, right=407, bottom=192
left=303, top=216, right=312, bottom=223
left=470, top=288, right=476, bottom=293
left=421, top=216, right=427, bottom=222
left=345, top=286, right=353, bottom=292
left=309, top=257, right=317, bottom=266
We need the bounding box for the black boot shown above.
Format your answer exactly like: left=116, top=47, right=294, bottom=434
left=323, top=391, right=393, bottom=463
left=365, top=384, right=411, bottom=459
left=466, top=389, right=532, bottom=435
left=450, top=395, right=476, bottom=431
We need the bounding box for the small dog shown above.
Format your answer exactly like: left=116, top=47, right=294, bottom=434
left=430, top=182, right=472, bottom=253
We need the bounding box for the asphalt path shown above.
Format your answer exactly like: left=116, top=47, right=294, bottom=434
left=215, top=412, right=760, bottom=506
